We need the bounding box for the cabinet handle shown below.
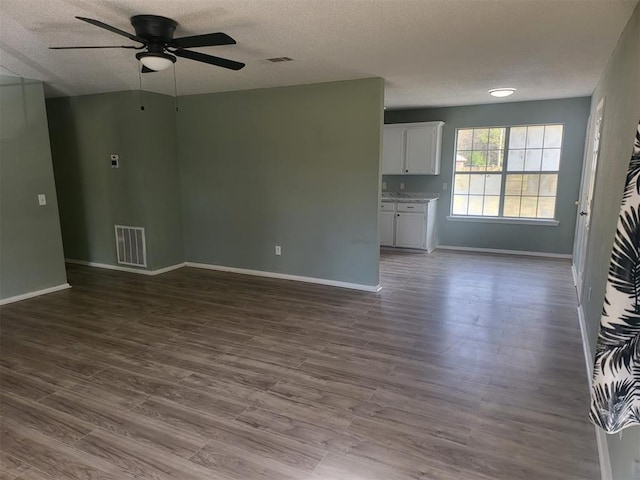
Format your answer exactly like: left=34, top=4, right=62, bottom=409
left=397, top=214, right=400, bottom=217
left=405, top=169, right=409, bottom=173
left=406, top=206, right=414, bottom=209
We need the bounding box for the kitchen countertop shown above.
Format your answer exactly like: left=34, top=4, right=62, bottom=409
left=381, top=192, right=439, bottom=203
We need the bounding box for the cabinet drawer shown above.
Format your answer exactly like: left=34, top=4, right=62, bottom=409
left=380, top=202, right=396, bottom=212
left=396, top=202, right=426, bottom=213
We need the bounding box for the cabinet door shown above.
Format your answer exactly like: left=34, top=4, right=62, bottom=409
left=425, top=200, right=437, bottom=252
left=405, top=125, right=439, bottom=174
left=379, top=210, right=396, bottom=246
left=395, top=213, right=425, bottom=249
left=381, top=127, right=404, bottom=175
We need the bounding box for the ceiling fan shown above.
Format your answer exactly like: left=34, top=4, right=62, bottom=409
left=50, top=15, right=245, bottom=72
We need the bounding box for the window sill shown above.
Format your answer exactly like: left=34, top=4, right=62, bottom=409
left=446, top=216, right=559, bottom=226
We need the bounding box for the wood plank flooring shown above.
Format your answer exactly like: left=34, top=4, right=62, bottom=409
left=0, top=250, right=599, bottom=479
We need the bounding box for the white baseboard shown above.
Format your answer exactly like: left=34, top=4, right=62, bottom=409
left=65, top=258, right=380, bottom=292
left=577, top=303, right=612, bottom=480
left=0, top=283, right=71, bottom=306
left=65, top=259, right=186, bottom=276
left=436, top=245, right=572, bottom=259
left=185, top=262, right=381, bottom=292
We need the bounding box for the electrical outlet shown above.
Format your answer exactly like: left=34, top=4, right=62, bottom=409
left=443, top=183, right=448, bottom=190
left=37, top=194, right=46, bottom=206
left=110, top=154, right=119, bottom=168
left=275, top=245, right=282, bottom=256
left=400, top=183, right=405, bottom=190
left=382, top=182, right=387, bottom=190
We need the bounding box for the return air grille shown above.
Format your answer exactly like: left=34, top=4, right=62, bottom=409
left=115, top=225, right=147, bottom=267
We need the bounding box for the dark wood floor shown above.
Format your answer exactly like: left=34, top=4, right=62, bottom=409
left=0, top=250, right=599, bottom=480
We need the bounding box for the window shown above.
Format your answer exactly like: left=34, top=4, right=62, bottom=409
left=452, top=124, right=563, bottom=220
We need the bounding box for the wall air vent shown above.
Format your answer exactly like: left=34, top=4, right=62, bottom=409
left=114, top=225, right=147, bottom=267
left=266, top=57, right=294, bottom=63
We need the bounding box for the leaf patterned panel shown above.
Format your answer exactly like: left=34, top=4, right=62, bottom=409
left=590, top=121, right=640, bottom=434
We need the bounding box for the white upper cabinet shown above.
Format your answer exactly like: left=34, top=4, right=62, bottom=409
left=381, top=128, right=404, bottom=175
left=381, top=122, right=444, bottom=175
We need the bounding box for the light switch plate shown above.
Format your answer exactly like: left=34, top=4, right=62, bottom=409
left=275, top=245, right=282, bottom=256
left=37, top=194, right=46, bottom=206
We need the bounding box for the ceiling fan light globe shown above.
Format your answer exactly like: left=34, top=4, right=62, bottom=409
left=136, top=52, right=175, bottom=71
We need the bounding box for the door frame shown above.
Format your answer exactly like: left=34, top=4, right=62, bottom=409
left=573, top=97, right=605, bottom=301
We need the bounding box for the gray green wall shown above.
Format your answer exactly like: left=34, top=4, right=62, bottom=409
left=47, top=91, right=183, bottom=270
left=384, top=98, right=591, bottom=255
left=579, top=3, right=640, bottom=478
left=177, top=78, right=384, bottom=287
left=46, top=78, right=383, bottom=287
left=0, top=76, right=67, bottom=300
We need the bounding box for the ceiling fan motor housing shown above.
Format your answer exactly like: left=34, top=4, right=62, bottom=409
left=130, top=15, right=177, bottom=43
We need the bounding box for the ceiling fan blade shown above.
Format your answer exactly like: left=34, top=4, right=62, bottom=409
left=170, top=32, right=236, bottom=48
left=141, top=65, right=157, bottom=73
left=174, top=49, right=245, bottom=70
left=50, top=45, right=141, bottom=49
left=76, top=16, right=146, bottom=44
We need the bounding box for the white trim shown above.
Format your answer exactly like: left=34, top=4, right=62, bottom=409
left=577, top=304, right=612, bottom=480
left=185, top=262, right=381, bottom=292
left=0, top=283, right=71, bottom=306
left=571, top=263, right=578, bottom=287
left=65, top=258, right=380, bottom=292
left=595, top=429, right=612, bottom=480
left=148, top=263, right=187, bottom=275
left=577, top=304, right=593, bottom=385
left=446, top=215, right=559, bottom=227
left=65, top=259, right=186, bottom=276
left=436, top=245, right=572, bottom=259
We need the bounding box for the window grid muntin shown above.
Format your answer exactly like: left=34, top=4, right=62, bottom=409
left=454, top=127, right=506, bottom=216
left=453, top=124, right=562, bottom=219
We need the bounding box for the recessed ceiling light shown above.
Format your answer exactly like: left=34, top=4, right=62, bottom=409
left=489, top=88, right=516, bottom=98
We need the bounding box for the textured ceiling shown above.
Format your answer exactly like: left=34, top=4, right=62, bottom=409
left=0, top=0, right=637, bottom=108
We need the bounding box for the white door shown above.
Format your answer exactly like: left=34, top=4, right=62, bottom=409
left=573, top=98, right=604, bottom=300
left=405, top=126, right=436, bottom=174
left=395, top=213, right=425, bottom=248
left=382, top=128, right=405, bottom=175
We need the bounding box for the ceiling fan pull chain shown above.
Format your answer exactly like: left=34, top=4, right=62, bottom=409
left=138, top=66, right=145, bottom=111
left=173, top=63, right=179, bottom=112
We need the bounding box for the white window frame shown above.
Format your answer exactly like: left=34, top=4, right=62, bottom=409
left=448, top=123, right=563, bottom=226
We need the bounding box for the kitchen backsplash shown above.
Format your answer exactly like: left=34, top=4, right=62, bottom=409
left=382, top=175, right=445, bottom=193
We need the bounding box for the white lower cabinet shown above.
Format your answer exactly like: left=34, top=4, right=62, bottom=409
left=379, top=210, right=396, bottom=246
left=379, top=199, right=437, bottom=252
left=395, top=213, right=426, bottom=248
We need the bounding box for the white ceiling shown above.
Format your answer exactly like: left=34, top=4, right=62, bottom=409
left=0, top=0, right=637, bottom=108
